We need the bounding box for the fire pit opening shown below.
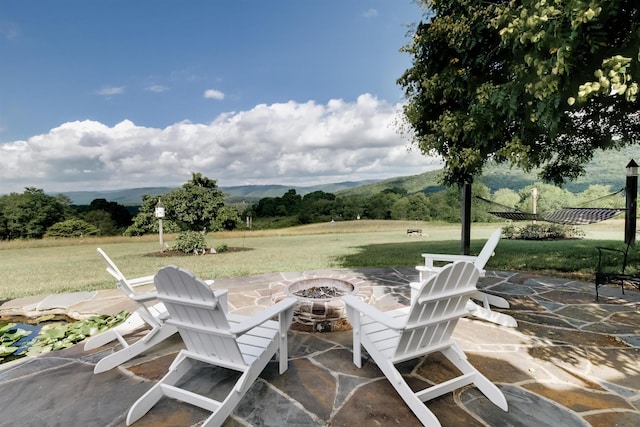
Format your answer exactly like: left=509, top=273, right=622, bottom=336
left=288, top=278, right=355, bottom=301
left=272, top=276, right=371, bottom=333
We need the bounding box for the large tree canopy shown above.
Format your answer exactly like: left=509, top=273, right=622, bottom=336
left=399, top=0, right=640, bottom=186
left=124, top=173, right=239, bottom=236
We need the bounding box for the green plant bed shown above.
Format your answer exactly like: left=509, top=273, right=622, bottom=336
left=0, top=311, right=129, bottom=364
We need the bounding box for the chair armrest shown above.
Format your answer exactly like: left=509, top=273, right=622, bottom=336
left=420, top=253, right=477, bottom=268
left=230, top=297, right=297, bottom=336
left=342, top=295, right=405, bottom=330
left=596, top=246, right=628, bottom=272
left=127, top=275, right=156, bottom=287
left=596, top=246, right=626, bottom=255
left=129, top=291, right=158, bottom=302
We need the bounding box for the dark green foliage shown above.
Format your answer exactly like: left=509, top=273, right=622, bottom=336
left=87, top=198, right=132, bottom=228
left=173, top=231, right=207, bottom=254
left=124, top=173, right=239, bottom=236
left=399, top=0, right=640, bottom=187
left=44, top=219, right=100, bottom=238
left=1, top=311, right=129, bottom=362
left=502, top=224, right=586, bottom=240
left=0, top=188, right=67, bottom=239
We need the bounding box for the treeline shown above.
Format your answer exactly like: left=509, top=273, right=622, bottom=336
left=0, top=187, right=133, bottom=240
left=0, top=177, right=625, bottom=240
left=244, top=181, right=625, bottom=227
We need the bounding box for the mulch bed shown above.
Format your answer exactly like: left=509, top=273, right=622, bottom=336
left=145, top=247, right=253, bottom=257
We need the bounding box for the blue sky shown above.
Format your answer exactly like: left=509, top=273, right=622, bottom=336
left=0, top=1, right=441, bottom=193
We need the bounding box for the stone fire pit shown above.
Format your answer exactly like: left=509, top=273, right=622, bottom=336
left=272, top=276, right=372, bottom=332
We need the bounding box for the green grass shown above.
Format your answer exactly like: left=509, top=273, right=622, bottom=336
left=0, top=219, right=627, bottom=300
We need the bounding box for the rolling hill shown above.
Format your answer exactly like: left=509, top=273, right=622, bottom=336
left=57, top=146, right=638, bottom=205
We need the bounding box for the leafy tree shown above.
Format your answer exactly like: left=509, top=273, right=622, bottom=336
left=298, top=191, right=337, bottom=223
left=124, top=173, right=234, bottom=235
left=254, top=196, right=280, bottom=217
left=576, top=184, right=624, bottom=208
left=518, top=183, right=576, bottom=215
left=492, top=188, right=520, bottom=209
left=211, top=206, right=241, bottom=231
left=83, top=210, right=118, bottom=235
left=365, top=192, right=401, bottom=219
left=335, top=194, right=366, bottom=220
left=123, top=195, right=180, bottom=236
left=87, top=198, right=132, bottom=228
left=391, top=193, right=430, bottom=220
left=280, top=189, right=302, bottom=216
left=0, top=188, right=66, bottom=239
left=398, top=0, right=513, bottom=186
left=492, top=0, right=640, bottom=183
left=399, top=0, right=640, bottom=186
left=165, top=173, right=226, bottom=232
left=45, top=219, right=100, bottom=238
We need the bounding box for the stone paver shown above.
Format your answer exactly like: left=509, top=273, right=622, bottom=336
left=1, top=268, right=639, bottom=426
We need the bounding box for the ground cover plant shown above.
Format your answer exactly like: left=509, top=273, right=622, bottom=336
left=0, top=220, right=627, bottom=301
left=0, top=311, right=128, bottom=363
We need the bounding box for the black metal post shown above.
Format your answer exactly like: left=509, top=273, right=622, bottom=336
left=625, top=159, right=638, bottom=246
left=461, top=183, right=471, bottom=255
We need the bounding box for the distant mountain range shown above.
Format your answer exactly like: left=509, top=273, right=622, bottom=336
left=56, top=146, right=638, bottom=205
left=58, top=181, right=380, bottom=205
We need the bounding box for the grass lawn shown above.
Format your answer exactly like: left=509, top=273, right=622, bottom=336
left=0, top=219, right=628, bottom=300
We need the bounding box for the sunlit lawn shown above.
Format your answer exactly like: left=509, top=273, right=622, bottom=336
left=0, top=219, right=627, bottom=300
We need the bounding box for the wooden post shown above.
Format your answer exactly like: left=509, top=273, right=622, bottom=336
left=461, top=183, right=471, bottom=255
left=625, top=159, right=638, bottom=246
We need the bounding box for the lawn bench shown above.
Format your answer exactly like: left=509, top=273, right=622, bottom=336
left=595, top=243, right=640, bottom=300
left=407, top=229, right=422, bottom=237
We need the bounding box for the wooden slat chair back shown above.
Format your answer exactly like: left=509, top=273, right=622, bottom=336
left=126, top=265, right=297, bottom=427
left=398, top=261, right=478, bottom=361
left=84, top=248, right=178, bottom=373
left=154, top=265, right=244, bottom=365
left=474, top=227, right=502, bottom=273
left=412, top=228, right=518, bottom=328
left=344, top=261, right=508, bottom=426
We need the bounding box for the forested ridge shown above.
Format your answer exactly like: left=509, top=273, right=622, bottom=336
left=0, top=147, right=634, bottom=239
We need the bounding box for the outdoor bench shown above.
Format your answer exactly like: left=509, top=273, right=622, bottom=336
left=595, top=243, right=640, bottom=299
left=406, top=228, right=422, bottom=236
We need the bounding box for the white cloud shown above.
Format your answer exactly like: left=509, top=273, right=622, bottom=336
left=145, top=84, right=169, bottom=93
left=204, top=89, right=225, bottom=100
left=363, top=8, right=378, bottom=18
left=0, top=94, right=441, bottom=193
left=96, top=86, right=125, bottom=96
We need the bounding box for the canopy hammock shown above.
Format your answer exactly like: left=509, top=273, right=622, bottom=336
left=478, top=188, right=626, bottom=225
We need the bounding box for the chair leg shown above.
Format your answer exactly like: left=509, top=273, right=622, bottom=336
left=441, top=344, right=508, bottom=411
left=93, top=324, right=178, bottom=374
left=126, top=352, right=194, bottom=425
left=362, top=335, right=442, bottom=426
left=346, top=306, right=362, bottom=368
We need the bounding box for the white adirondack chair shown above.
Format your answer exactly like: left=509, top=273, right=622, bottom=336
left=344, top=261, right=508, bottom=427
left=126, top=265, right=297, bottom=427
left=412, top=228, right=517, bottom=327
left=85, top=248, right=185, bottom=373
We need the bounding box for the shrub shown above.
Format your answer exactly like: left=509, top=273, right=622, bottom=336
left=503, top=223, right=585, bottom=240
left=173, top=231, right=207, bottom=254
left=215, top=242, right=229, bottom=253
left=45, top=219, right=100, bottom=238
